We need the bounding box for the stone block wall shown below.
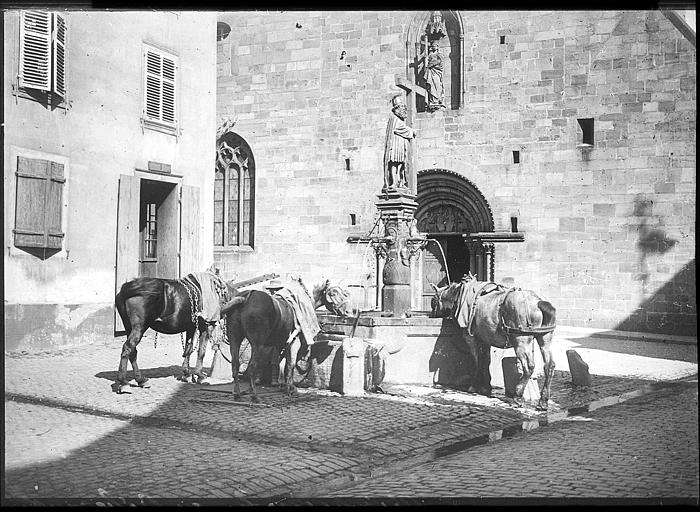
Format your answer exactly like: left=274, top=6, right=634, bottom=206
left=215, top=11, right=695, bottom=335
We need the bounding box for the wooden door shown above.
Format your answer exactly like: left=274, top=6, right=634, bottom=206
left=421, top=235, right=469, bottom=311
left=115, top=175, right=140, bottom=334
left=157, top=185, right=179, bottom=278
left=179, top=184, right=201, bottom=277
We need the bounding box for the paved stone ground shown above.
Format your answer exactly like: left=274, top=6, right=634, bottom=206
left=324, top=383, right=699, bottom=500
left=3, top=331, right=697, bottom=504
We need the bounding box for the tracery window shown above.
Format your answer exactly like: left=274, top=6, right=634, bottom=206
left=215, top=132, right=255, bottom=248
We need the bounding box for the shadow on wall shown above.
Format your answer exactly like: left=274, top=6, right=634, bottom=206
left=617, top=258, right=696, bottom=337
left=631, top=194, right=678, bottom=293
left=619, top=194, right=694, bottom=336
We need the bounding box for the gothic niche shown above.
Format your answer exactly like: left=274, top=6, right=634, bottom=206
left=417, top=204, right=472, bottom=234
left=412, top=10, right=463, bottom=113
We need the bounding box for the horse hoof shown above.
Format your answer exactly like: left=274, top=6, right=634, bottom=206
left=116, top=384, right=132, bottom=394
left=136, top=379, right=151, bottom=389
left=250, top=396, right=260, bottom=404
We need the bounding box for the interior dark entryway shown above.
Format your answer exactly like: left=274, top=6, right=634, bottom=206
left=416, top=169, right=494, bottom=311
left=138, top=179, right=178, bottom=278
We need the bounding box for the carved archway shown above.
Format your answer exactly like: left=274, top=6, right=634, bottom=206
left=416, top=169, right=493, bottom=233
left=416, top=169, right=493, bottom=308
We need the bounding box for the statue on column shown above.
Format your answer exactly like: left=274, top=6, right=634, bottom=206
left=424, top=41, right=445, bottom=112
left=383, top=94, right=416, bottom=193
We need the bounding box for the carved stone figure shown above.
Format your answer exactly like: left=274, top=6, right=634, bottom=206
left=424, top=41, right=445, bottom=112
left=383, top=95, right=416, bottom=192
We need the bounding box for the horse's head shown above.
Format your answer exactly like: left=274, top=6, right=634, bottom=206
left=430, top=282, right=460, bottom=318
left=313, top=279, right=355, bottom=317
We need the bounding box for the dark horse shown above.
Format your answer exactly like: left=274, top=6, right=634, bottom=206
left=220, top=279, right=354, bottom=403
left=431, top=276, right=556, bottom=410
left=114, top=268, right=229, bottom=394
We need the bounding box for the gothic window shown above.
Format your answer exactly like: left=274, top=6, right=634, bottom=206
left=215, top=132, right=255, bottom=248
left=409, top=10, right=464, bottom=113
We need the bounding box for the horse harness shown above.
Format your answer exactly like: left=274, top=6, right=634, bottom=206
left=451, top=282, right=552, bottom=350
left=496, top=287, right=556, bottom=346
left=153, top=273, right=227, bottom=351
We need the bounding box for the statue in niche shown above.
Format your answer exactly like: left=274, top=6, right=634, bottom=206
left=383, top=94, right=416, bottom=192
left=424, top=40, right=445, bottom=112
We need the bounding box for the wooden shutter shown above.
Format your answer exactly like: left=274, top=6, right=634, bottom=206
left=144, top=49, right=162, bottom=121
left=179, top=185, right=201, bottom=277
left=144, top=47, right=177, bottom=125
left=161, top=55, right=176, bottom=124
left=52, top=13, right=67, bottom=98
left=19, top=10, right=51, bottom=91
left=115, top=175, right=140, bottom=333
left=14, top=156, right=64, bottom=249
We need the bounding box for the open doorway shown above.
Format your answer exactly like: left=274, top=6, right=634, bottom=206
left=416, top=169, right=495, bottom=310
left=138, top=179, right=178, bottom=278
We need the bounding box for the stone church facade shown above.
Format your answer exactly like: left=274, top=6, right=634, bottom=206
left=214, top=10, right=696, bottom=336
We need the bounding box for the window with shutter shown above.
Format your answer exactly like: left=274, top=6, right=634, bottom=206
left=143, top=45, right=178, bottom=132
left=13, top=156, right=65, bottom=251
left=17, top=10, right=67, bottom=104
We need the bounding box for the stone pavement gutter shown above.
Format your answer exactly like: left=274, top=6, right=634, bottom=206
left=3, top=326, right=698, bottom=501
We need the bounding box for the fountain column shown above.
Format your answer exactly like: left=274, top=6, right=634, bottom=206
left=375, top=190, right=419, bottom=317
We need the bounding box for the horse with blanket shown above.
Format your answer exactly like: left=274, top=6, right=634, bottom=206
left=430, top=274, right=557, bottom=410
left=114, top=267, right=229, bottom=394
left=220, top=278, right=353, bottom=403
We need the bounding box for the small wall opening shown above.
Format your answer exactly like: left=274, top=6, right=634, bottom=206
left=512, top=150, right=520, bottom=164
left=349, top=213, right=357, bottom=226
left=510, top=216, right=518, bottom=233
left=345, top=158, right=351, bottom=171
left=500, top=35, right=506, bottom=44
left=578, top=118, right=595, bottom=146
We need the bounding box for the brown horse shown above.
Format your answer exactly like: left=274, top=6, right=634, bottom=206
left=114, top=269, right=229, bottom=394
left=430, top=276, right=556, bottom=410
left=220, top=279, right=354, bottom=403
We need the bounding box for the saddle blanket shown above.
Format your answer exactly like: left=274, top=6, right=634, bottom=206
left=273, top=280, right=321, bottom=345
left=454, top=280, right=504, bottom=331
left=187, top=271, right=226, bottom=324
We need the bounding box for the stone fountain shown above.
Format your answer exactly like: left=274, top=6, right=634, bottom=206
left=312, top=93, right=472, bottom=393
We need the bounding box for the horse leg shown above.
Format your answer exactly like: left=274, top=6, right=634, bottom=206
left=117, top=324, right=145, bottom=394
left=475, top=341, right=492, bottom=396
left=246, top=342, right=260, bottom=403
left=128, top=345, right=150, bottom=388
left=462, top=331, right=482, bottom=394
left=513, top=336, right=536, bottom=407
left=179, top=326, right=196, bottom=382
left=192, top=323, right=214, bottom=384
left=284, top=338, right=301, bottom=398
left=535, top=331, right=555, bottom=411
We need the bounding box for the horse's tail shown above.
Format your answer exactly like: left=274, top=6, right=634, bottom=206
left=220, top=295, right=247, bottom=317
left=115, top=290, right=131, bottom=334
left=537, top=300, right=556, bottom=328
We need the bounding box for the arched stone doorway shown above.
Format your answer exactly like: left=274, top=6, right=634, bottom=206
left=416, top=169, right=494, bottom=310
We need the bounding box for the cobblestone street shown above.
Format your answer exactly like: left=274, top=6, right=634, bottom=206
left=326, top=383, right=699, bottom=500
left=3, top=329, right=698, bottom=505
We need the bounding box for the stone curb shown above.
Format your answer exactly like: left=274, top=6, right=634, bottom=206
left=555, top=326, right=697, bottom=345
